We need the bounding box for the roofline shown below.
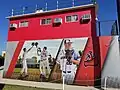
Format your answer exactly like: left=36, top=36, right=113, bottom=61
left=6, top=4, right=97, bottom=19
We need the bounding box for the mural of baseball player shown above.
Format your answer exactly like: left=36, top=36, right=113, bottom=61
left=39, top=47, right=51, bottom=78
left=20, top=42, right=34, bottom=77
left=56, top=39, right=80, bottom=84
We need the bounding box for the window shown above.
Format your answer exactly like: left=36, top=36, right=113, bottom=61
left=9, top=23, right=17, bottom=31
left=41, top=18, right=52, bottom=25
left=19, top=21, right=29, bottom=27
left=54, top=18, right=62, bottom=23
left=66, top=15, right=78, bottom=22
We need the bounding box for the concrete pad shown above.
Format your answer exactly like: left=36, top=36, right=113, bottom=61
left=0, top=78, right=99, bottom=90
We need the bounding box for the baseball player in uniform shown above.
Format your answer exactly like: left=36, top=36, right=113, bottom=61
left=56, top=39, right=80, bottom=84
left=40, top=47, right=50, bottom=78
left=20, top=46, right=33, bottom=77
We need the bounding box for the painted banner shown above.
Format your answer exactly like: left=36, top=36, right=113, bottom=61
left=3, top=37, right=89, bottom=85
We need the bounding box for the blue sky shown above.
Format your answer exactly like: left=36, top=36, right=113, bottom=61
left=0, top=0, right=117, bottom=54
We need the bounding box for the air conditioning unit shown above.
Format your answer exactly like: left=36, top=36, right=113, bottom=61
left=35, top=10, right=43, bottom=13
left=80, top=14, right=91, bottom=23
left=10, top=23, right=17, bottom=30
left=54, top=18, right=62, bottom=24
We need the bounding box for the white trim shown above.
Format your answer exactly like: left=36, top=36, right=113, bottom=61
left=54, top=18, right=63, bottom=24
left=65, top=14, right=79, bottom=23
left=0, top=79, right=98, bottom=90
left=10, top=23, right=18, bottom=29
left=6, top=4, right=96, bottom=19
left=19, top=21, right=29, bottom=28
left=40, top=18, right=52, bottom=25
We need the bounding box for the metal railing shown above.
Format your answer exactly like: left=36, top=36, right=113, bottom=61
left=9, top=0, right=96, bottom=16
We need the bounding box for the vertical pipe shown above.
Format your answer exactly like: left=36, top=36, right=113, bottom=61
left=98, top=21, right=101, bottom=36
left=23, top=7, right=25, bottom=14
left=72, top=0, right=74, bottom=7
left=57, top=1, right=59, bottom=10
left=46, top=3, right=48, bottom=11
left=116, top=0, right=120, bottom=57
left=104, top=77, right=107, bottom=90
left=12, top=9, right=14, bottom=16
left=35, top=4, right=38, bottom=11
left=115, top=20, right=119, bottom=35
left=63, top=75, right=65, bottom=90
left=116, top=0, right=120, bottom=39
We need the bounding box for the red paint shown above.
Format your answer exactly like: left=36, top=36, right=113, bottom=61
left=7, top=8, right=94, bottom=41
left=5, top=41, right=24, bottom=77
left=74, top=7, right=101, bottom=86
left=99, top=36, right=112, bottom=69
left=74, top=37, right=95, bottom=86
left=6, top=5, right=100, bottom=86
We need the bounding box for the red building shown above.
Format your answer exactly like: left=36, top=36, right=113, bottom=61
left=4, top=3, right=103, bottom=86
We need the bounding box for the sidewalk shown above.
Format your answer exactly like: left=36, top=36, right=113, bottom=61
left=0, top=78, right=98, bottom=90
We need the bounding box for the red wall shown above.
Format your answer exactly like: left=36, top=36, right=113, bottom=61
left=7, top=6, right=101, bottom=86
left=8, top=8, right=94, bottom=41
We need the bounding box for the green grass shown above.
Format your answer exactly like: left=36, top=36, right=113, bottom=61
left=3, top=84, right=59, bottom=90
left=13, top=68, right=21, bottom=73
left=5, top=68, right=60, bottom=83
left=9, top=68, right=40, bottom=81
left=14, top=68, right=40, bottom=74
left=7, top=68, right=51, bottom=82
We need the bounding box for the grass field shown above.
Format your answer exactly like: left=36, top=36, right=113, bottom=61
left=14, top=68, right=40, bottom=74
left=3, top=84, right=60, bottom=90
left=10, top=68, right=41, bottom=81
left=8, top=68, right=52, bottom=82
left=4, top=68, right=62, bottom=83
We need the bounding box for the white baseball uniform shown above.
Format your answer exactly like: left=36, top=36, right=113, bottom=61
left=39, top=50, right=50, bottom=77
left=56, top=48, right=80, bottom=84
left=21, top=51, right=28, bottom=75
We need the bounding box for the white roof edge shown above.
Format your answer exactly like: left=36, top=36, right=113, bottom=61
left=6, top=4, right=96, bottom=19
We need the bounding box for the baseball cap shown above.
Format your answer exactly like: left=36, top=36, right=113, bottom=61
left=64, top=39, right=73, bottom=44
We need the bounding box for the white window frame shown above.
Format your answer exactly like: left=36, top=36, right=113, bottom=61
left=10, top=23, right=18, bottom=29
left=54, top=18, right=62, bottom=24
left=40, top=18, right=52, bottom=25
left=19, top=21, right=29, bottom=28
left=65, top=14, right=79, bottom=23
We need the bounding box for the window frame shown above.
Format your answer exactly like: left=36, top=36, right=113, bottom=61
left=65, top=14, right=79, bottom=23
left=19, top=21, right=29, bottom=28
left=40, top=18, right=52, bottom=25
left=54, top=18, right=63, bottom=24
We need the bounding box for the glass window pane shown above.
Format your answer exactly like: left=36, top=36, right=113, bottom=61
left=66, top=15, right=78, bottom=22
left=19, top=21, right=28, bottom=27
left=66, top=16, right=71, bottom=22
left=41, top=18, right=51, bottom=25
left=72, top=15, right=78, bottom=22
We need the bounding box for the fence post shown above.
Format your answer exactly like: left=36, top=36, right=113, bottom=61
left=12, top=9, right=14, bottom=16
left=98, top=21, right=101, bottom=36
left=35, top=4, right=38, bottom=11
left=57, top=1, right=59, bottom=10
left=72, top=0, right=75, bottom=7
left=23, top=7, right=25, bottom=14
left=63, top=75, right=65, bottom=90
left=115, top=20, right=119, bottom=35
left=104, top=77, right=107, bottom=90
left=46, top=3, right=48, bottom=11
